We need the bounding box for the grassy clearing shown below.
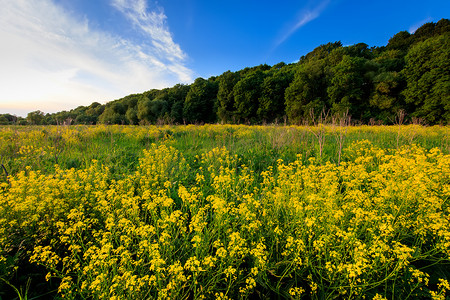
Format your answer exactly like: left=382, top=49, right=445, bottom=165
left=0, top=125, right=449, bottom=299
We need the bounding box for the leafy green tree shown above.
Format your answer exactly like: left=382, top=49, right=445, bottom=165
left=345, top=43, right=373, bottom=59
left=300, top=42, right=342, bottom=62
left=328, top=55, right=372, bottom=119
left=167, top=84, right=190, bottom=123
left=83, top=102, right=104, bottom=124
left=170, top=101, right=184, bottom=124
left=285, top=59, right=329, bottom=123
left=125, top=107, right=139, bottom=125
left=374, top=49, right=405, bottom=72
left=413, top=22, right=436, bottom=42
left=150, top=99, right=169, bottom=123
left=183, top=78, right=218, bottom=123
left=233, top=70, right=265, bottom=123
left=434, top=18, right=450, bottom=35
left=370, top=71, right=405, bottom=121
left=402, top=34, right=450, bottom=123
left=387, top=31, right=412, bottom=51
left=137, top=96, right=152, bottom=124
left=98, top=102, right=127, bottom=124
left=0, top=114, right=18, bottom=125
left=26, top=110, right=45, bottom=125
left=136, top=96, right=169, bottom=124
left=217, top=71, right=240, bottom=123
left=0, top=115, right=9, bottom=125
left=258, top=68, right=294, bottom=122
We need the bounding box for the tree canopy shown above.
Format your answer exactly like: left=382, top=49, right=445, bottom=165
left=5, top=19, right=448, bottom=126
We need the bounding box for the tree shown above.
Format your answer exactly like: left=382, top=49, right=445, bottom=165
left=374, top=49, right=405, bottom=72
left=233, top=70, right=265, bottom=123
left=125, top=107, right=139, bottom=125
left=217, top=71, right=240, bottom=123
left=0, top=115, right=9, bottom=125
left=369, top=71, right=405, bottom=122
left=345, top=43, right=373, bottom=59
left=434, top=18, right=450, bottom=35
left=27, top=110, right=45, bottom=125
left=84, top=102, right=104, bottom=124
left=285, top=59, right=329, bottom=123
left=98, top=102, right=127, bottom=124
left=0, top=114, right=18, bottom=125
left=387, top=31, right=412, bottom=51
left=402, top=34, right=450, bottom=123
left=149, top=99, right=169, bottom=123
left=258, top=68, right=294, bottom=122
left=413, top=22, right=436, bottom=42
left=327, top=55, right=371, bottom=119
left=167, top=84, right=190, bottom=123
left=183, top=78, right=218, bottom=123
left=136, top=96, right=169, bottom=124
left=300, top=41, right=342, bottom=62
left=137, top=96, right=153, bottom=124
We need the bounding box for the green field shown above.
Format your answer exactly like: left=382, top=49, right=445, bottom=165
left=1, top=125, right=449, bottom=299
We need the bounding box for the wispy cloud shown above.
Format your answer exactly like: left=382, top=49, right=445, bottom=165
left=0, top=0, right=193, bottom=116
left=408, top=17, right=433, bottom=33
left=275, top=0, right=331, bottom=48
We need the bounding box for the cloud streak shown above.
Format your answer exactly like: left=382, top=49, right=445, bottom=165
left=275, top=0, right=331, bottom=48
left=0, top=0, right=193, bottom=116
left=408, top=17, right=433, bottom=33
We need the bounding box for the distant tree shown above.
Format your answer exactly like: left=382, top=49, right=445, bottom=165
left=370, top=71, right=405, bottom=122
left=27, top=110, right=45, bottom=125
left=285, top=59, right=329, bottom=123
left=183, top=78, right=218, bottom=123
left=84, top=102, right=104, bottom=124
left=150, top=99, right=169, bottom=123
left=434, top=18, right=450, bottom=35
left=271, top=62, right=286, bottom=70
left=328, top=55, right=369, bottom=118
left=413, top=22, right=436, bottom=42
left=136, top=96, right=168, bottom=124
left=43, top=113, right=57, bottom=125
left=98, top=102, right=127, bottom=124
left=167, top=84, right=190, bottom=123
left=326, top=46, right=350, bottom=66
left=137, top=96, right=152, bottom=124
left=402, top=34, right=450, bottom=123
left=0, top=115, right=9, bottom=125
left=387, top=31, right=412, bottom=51
left=345, top=43, right=373, bottom=59
left=238, top=64, right=270, bottom=78
left=300, top=41, right=342, bottom=62
left=75, top=114, right=96, bottom=125
left=258, top=68, right=294, bottom=122
left=0, top=114, right=18, bottom=125
left=374, top=49, right=405, bottom=72
left=125, top=107, right=139, bottom=125
left=233, top=70, right=265, bottom=123
left=170, top=101, right=184, bottom=124
left=217, top=71, right=240, bottom=123
left=16, top=19, right=448, bottom=126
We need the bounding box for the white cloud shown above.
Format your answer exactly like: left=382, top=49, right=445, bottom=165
left=0, top=0, right=193, bottom=116
left=408, top=17, right=433, bottom=33
left=111, top=0, right=186, bottom=62
left=275, top=0, right=331, bottom=47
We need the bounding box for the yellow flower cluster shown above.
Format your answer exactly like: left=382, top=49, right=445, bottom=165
left=0, top=125, right=449, bottom=299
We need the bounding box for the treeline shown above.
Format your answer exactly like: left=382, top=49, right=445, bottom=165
left=3, top=19, right=449, bottom=126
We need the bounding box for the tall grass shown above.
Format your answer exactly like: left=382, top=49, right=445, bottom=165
left=0, top=124, right=449, bottom=299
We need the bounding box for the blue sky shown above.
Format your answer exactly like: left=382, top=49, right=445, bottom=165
left=0, top=0, right=448, bottom=116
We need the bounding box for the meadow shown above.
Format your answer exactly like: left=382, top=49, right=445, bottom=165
left=0, top=124, right=449, bottom=299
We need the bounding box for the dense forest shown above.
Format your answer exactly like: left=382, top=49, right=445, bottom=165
left=2, top=19, right=449, bottom=126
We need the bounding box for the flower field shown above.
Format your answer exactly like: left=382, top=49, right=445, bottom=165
left=0, top=125, right=449, bottom=299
